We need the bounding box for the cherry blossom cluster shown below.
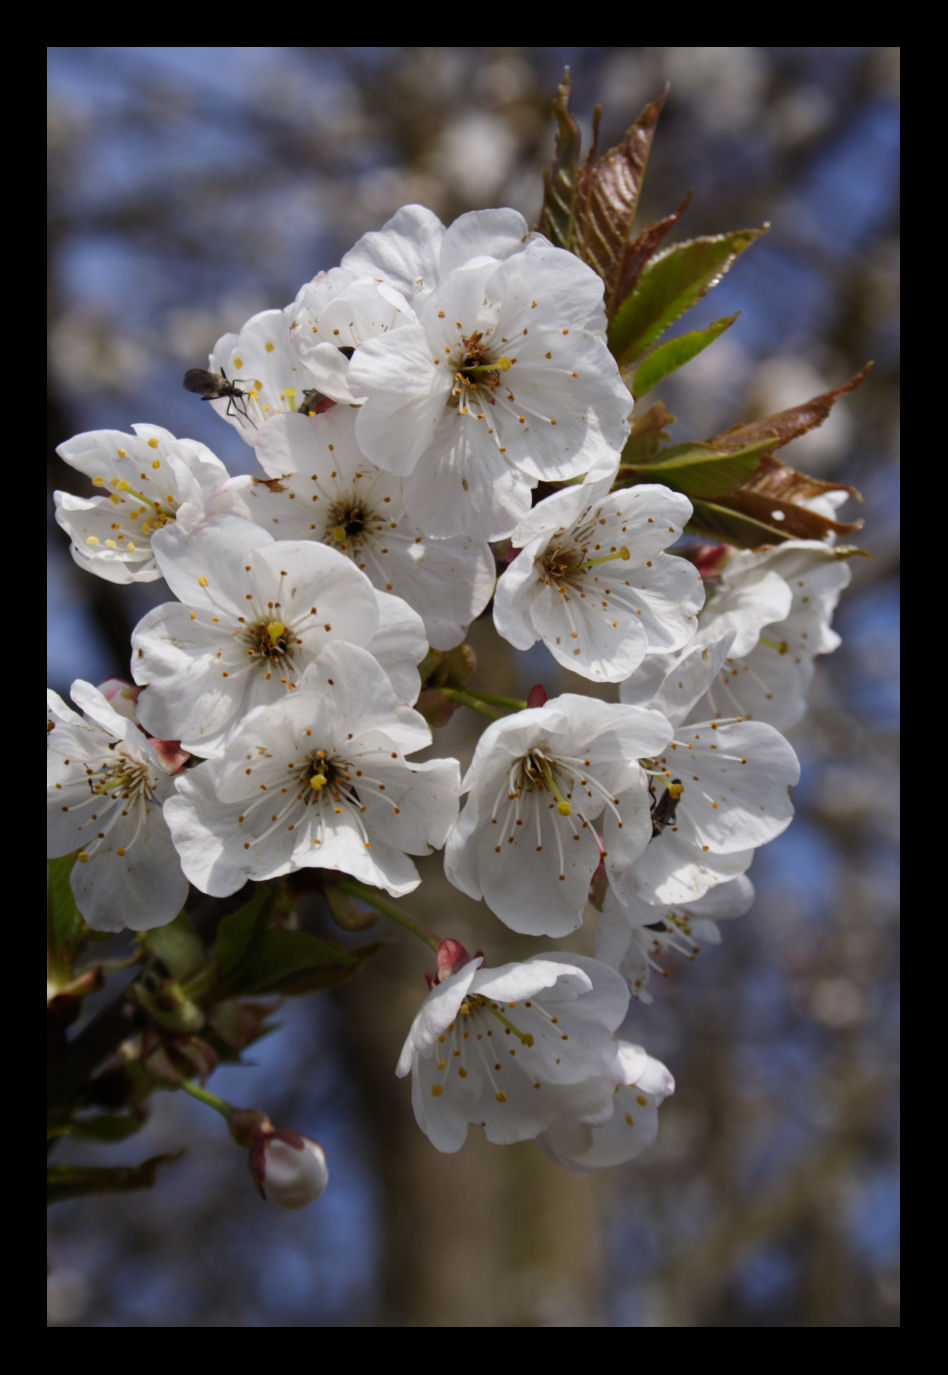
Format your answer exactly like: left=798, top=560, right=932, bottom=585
left=49, top=205, right=850, bottom=1175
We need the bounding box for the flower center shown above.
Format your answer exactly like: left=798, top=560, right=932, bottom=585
left=451, top=330, right=513, bottom=409
left=90, top=751, right=156, bottom=805
left=539, top=535, right=631, bottom=588
left=244, top=619, right=297, bottom=664
left=327, top=497, right=371, bottom=546
left=301, top=751, right=347, bottom=798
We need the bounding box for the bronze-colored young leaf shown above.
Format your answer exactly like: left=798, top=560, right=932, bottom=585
left=47, top=1152, right=183, bottom=1206
left=620, top=400, right=675, bottom=464
left=688, top=489, right=865, bottom=548
left=618, top=194, right=692, bottom=303
left=574, top=91, right=667, bottom=319
left=738, top=452, right=864, bottom=507
left=632, top=314, right=739, bottom=400
left=609, top=228, right=766, bottom=371
left=706, top=364, right=872, bottom=459
left=536, top=71, right=584, bottom=251
left=624, top=437, right=776, bottom=499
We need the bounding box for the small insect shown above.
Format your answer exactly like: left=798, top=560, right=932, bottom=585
left=649, top=777, right=683, bottom=838
left=183, top=368, right=255, bottom=425
left=297, top=389, right=333, bottom=416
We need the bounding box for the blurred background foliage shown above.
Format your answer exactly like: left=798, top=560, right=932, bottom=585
left=47, top=46, right=899, bottom=1327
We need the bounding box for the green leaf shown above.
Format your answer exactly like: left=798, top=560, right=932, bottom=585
left=216, top=930, right=381, bottom=998
left=144, top=910, right=205, bottom=981
left=574, top=91, right=668, bottom=319
left=621, top=400, right=675, bottom=463
left=47, top=1153, right=183, bottom=1206
left=536, top=71, right=584, bottom=251
left=70, top=1113, right=145, bottom=1143
left=212, top=886, right=272, bottom=978
left=623, top=437, right=777, bottom=499
left=632, top=314, right=739, bottom=399
left=47, top=854, right=88, bottom=981
left=609, top=228, right=766, bottom=371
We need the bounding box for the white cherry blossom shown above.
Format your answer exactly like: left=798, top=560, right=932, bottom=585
left=233, top=408, right=495, bottom=650
left=625, top=541, right=852, bottom=733
left=494, top=478, right=703, bottom=681
left=131, top=516, right=426, bottom=756
left=535, top=1040, right=675, bottom=1175
left=287, top=268, right=412, bottom=406
left=444, top=695, right=673, bottom=937
left=594, top=875, right=756, bottom=1002
left=609, top=717, right=800, bottom=908
left=340, top=204, right=532, bottom=300
left=347, top=239, right=633, bottom=540
left=47, top=681, right=188, bottom=932
left=163, top=646, right=459, bottom=898
left=691, top=541, right=853, bottom=730
left=395, top=950, right=630, bottom=1153
left=54, top=425, right=238, bottom=584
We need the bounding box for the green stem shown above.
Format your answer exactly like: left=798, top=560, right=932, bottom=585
left=462, top=687, right=528, bottom=711
left=178, top=1077, right=231, bottom=1120
left=334, top=878, right=439, bottom=952
left=439, top=687, right=504, bottom=719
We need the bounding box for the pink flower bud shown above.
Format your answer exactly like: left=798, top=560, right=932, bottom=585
left=434, top=937, right=473, bottom=983
left=249, top=1129, right=329, bottom=1210
left=96, top=677, right=141, bottom=722
left=148, top=738, right=191, bottom=774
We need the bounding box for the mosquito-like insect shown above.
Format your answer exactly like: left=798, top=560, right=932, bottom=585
left=649, top=776, right=683, bottom=838
left=183, top=367, right=255, bottom=426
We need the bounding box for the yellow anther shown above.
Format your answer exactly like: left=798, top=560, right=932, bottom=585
left=92, top=475, right=105, bottom=487
left=198, top=575, right=209, bottom=587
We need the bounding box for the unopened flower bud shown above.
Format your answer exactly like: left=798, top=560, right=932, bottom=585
left=96, top=677, right=141, bottom=721
left=249, top=1129, right=329, bottom=1210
